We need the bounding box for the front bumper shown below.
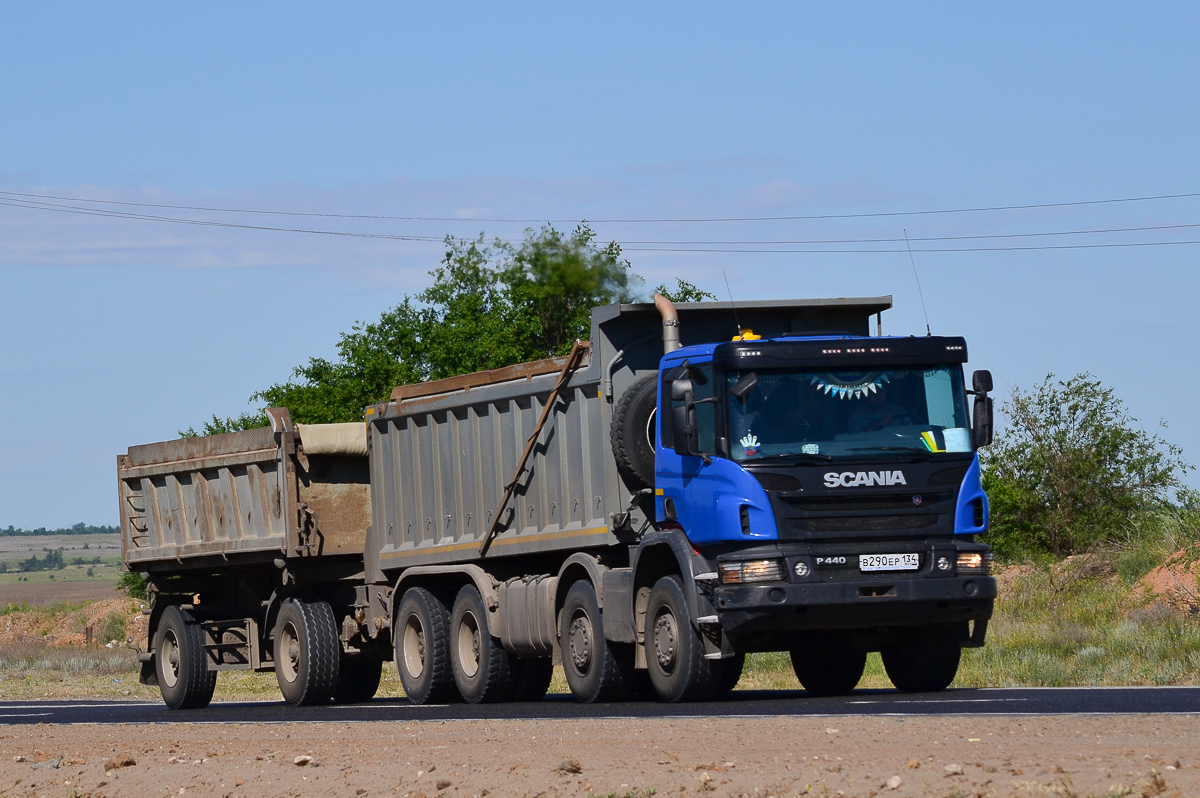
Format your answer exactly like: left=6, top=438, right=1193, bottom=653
left=712, top=575, right=996, bottom=635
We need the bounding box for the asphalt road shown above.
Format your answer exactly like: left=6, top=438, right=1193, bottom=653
left=1, top=687, right=1198, bottom=725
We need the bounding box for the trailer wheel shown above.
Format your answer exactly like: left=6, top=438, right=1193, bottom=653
left=716, top=652, right=745, bottom=697
left=507, top=657, right=553, bottom=702
left=790, top=644, right=866, bottom=696
left=332, top=658, right=383, bottom=704
left=881, top=626, right=961, bottom=693
left=395, top=587, right=458, bottom=704
left=274, top=598, right=340, bottom=706
left=611, top=373, right=658, bottom=488
left=559, top=580, right=632, bottom=703
left=450, top=584, right=513, bottom=703
left=155, top=604, right=216, bottom=710
left=644, top=575, right=720, bottom=703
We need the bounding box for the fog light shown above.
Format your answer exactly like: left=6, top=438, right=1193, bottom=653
left=719, top=559, right=785, bottom=584
left=956, top=552, right=993, bottom=574
left=936, top=556, right=951, bottom=571
left=794, top=561, right=810, bottom=578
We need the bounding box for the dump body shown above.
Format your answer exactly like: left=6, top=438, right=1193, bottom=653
left=118, top=414, right=371, bottom=573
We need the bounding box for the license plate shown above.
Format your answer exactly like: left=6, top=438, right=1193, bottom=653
left=859, top=553, right=920, bottom=572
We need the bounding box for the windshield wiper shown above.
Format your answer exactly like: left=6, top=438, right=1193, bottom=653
left=846, top=446, right=934, bottom=459
left=752, top=452, right=834, bottom=463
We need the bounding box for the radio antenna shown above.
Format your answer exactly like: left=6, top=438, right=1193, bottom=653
left=904, top=229, right=932, bottom=336
left=722, top=270, right=745, bottom=339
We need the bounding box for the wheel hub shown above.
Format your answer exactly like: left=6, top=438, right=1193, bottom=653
left=568, top=613, right=592, bottom=672
left=653, top=611, right=678, bottom=671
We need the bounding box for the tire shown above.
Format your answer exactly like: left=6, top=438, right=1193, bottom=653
left=333, top=658, right=383, bottom=704
left=611, top=374, right=659, bottom=488
left=507, top=657, right=553, bottom=702
left=881, top=626, right=961, bottom=693
left=274, top=598, right=340, bottom=706
left=717, top=652, right=745, bottom=697
left=559, top=580, right=632, bottom=703
left=395, top=587, right=458, bottom=704
left=644, top=575, right=720, bottom=703
left=450, top=584, right=513, bottom=703
left=154, top=604, right=216, bottom=710
left=790, top=644, right=866, bottom=697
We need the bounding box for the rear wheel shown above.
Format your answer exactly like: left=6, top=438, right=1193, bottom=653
left=881, top=626, right=961, bottom=693
left=450, top=584, right=513, bottom=703
left=645, top=575, right=720, bottom=703
left=790, top=644, right=866, bottom=697
left=274, top=598, right=340, bottom=706
left=560, top=580, right=632, bottom=703
left=395, top=587, right=458, bottom=704
left=155, top=604, right=216, bottom=710
left=333, top=658, right=383, bottom=704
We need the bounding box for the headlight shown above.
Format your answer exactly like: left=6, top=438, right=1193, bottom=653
left=956, top=552, right=993, bottom=574
left=719, top=559, right=785, bottom=584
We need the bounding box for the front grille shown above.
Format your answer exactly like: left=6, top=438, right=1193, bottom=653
left=769, top=490, right=951, bottom=540
left=782, top=493, right=949, bottom=512
left=795, top=515, right=937, bottom=532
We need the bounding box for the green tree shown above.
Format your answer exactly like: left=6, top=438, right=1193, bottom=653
left=654, top=278, right=717, bottom=303
left=252, top=224, right=639, bottom=424
left=982, top=373, right=1192, bottom=559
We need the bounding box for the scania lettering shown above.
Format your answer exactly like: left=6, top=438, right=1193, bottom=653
left=120, top=294, right=996, bottom=710
left=824, top=470, right=908, bottom=488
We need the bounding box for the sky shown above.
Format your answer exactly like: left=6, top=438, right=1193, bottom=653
left=2, top=3, right=1199, bottom=527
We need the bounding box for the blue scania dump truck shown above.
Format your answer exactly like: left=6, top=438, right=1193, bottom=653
left=120, top=294, right=996, bottom=708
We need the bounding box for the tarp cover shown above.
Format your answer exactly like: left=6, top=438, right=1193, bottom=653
left=296, top=423, right=368, bottom=457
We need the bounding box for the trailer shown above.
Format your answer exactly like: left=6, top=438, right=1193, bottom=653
left=121, top=295, right=997, bottom=708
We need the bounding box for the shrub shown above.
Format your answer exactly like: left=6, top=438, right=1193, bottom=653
left=982, top=373, right=1192, bottom=559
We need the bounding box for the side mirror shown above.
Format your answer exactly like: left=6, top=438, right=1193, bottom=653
left=729, top=372, right=758, bottom=401
left=669, top=378, right=699, bottom=456
left=972, top=370, right=993, bottom=394
left=972, top=395, right=993, bottom=448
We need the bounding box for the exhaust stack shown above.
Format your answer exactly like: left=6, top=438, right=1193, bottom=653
left=654, top=293, right=681, bottom=354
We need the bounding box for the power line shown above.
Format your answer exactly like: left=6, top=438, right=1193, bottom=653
left=6, top=193, right=1200, bottom=253
left=622, top=240, right=1200, bottom=254
left=619, top=221, right=1200, bottom=245
left=0, top=198, right=444, bottom=243
left=2, top=188, right=1200, bottom=224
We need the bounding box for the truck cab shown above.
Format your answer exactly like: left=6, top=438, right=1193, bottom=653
left=649, top=331, right=996, bottom=696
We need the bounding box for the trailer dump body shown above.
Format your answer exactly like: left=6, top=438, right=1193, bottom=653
left=119, top=415, right=370, bottom=569
left=120, top=295, right=997, bottom=710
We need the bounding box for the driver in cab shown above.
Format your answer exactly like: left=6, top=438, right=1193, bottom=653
left=848, top=383, right=912, bottom=432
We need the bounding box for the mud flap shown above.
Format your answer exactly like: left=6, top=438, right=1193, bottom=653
left=138, top=654, right=158, bottom=686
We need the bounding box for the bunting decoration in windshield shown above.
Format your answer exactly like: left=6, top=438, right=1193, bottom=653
left=809, top=371, right=889, bottom=400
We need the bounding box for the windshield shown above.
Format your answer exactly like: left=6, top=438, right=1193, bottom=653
left=726, top=365, right=971, bottom=462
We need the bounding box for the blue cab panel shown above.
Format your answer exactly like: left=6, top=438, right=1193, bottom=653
left=953, top=454, right=989, bottom=535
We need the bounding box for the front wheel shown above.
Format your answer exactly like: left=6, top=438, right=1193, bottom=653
left=790, top=644, right=866, bottom=697
left=155, top=604, right=216, bottom=710
left=274, top=598, right=340, bottom=706
left=644, top=575, right=720, bottom=703
left=559, top=580, right=632, bottom=703
left=881, top=626, right=961, bottom=693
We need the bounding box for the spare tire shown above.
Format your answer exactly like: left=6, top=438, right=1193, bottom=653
left=610, top=373, right=658, bottom=488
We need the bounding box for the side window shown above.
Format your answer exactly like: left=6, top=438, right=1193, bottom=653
left=664, top=362, right=716, bottom=454
left=691, top=364, right=716, bottom=454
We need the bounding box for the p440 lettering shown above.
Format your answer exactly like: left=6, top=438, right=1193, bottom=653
left=823, top=470, right=907, bottom=488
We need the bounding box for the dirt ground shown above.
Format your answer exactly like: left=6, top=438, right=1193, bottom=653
left=0, top=714, right=1194, bottom=798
